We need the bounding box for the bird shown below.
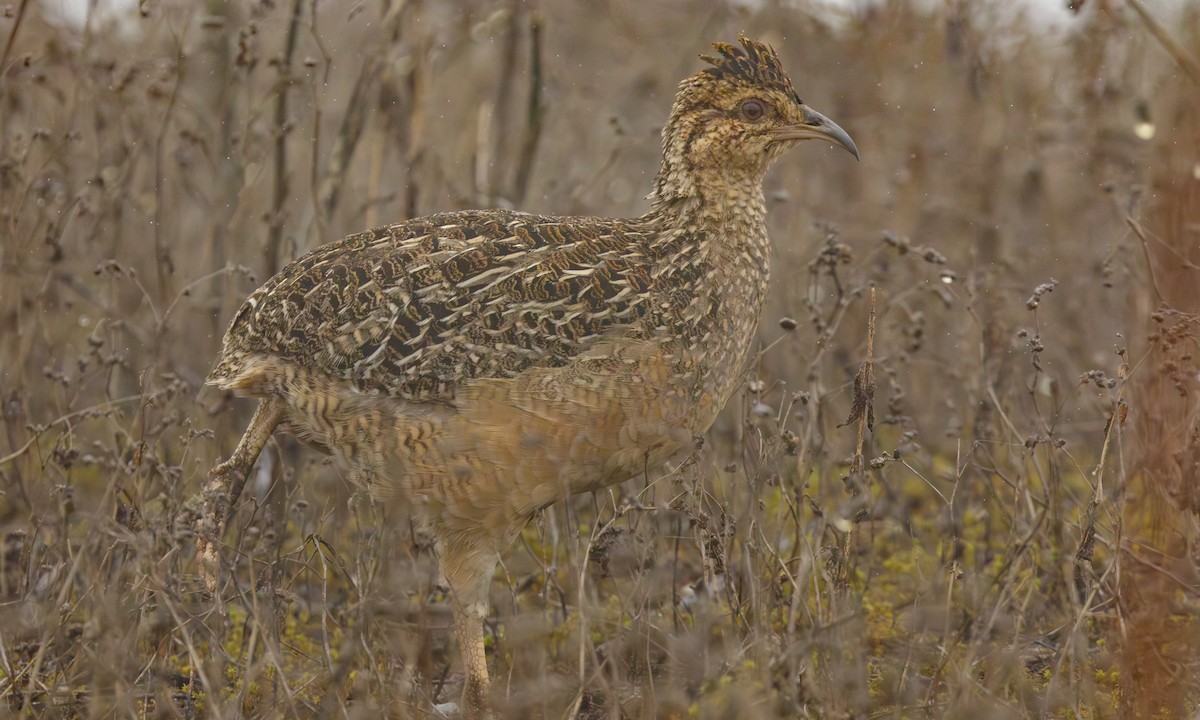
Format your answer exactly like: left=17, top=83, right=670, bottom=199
left=198, top=33, right=857, bottom=716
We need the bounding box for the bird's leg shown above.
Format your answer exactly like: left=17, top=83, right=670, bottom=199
left=197, top=396, right=286, bottom=593
left=439, top=538, right=500, bottom=718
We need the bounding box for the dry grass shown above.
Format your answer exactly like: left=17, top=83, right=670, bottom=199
left=1, top=0, right=1198, bottom=718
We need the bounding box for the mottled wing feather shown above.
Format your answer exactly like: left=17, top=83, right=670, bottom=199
left=209, top=209, right=675, bottom=401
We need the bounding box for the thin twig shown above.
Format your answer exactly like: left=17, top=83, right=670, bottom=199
left=0, top=394, right=147, bottom=468
left=855, top=287, right=876, bottom=462
left=0, top=0, right=30, bottom=83
left=320, top=57, right=380, bottom=219
left=265, top=0, right=305, bottom=277
left=1124, top=0, right=1200, bottom=87
left=512, top=13, right=545, bottom=206
left=153, top=41, right=186, bottom=303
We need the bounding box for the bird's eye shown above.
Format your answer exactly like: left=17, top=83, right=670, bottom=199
left=741, top=99, right=767, bottom=121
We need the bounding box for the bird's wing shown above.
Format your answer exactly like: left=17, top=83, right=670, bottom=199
left=208, top=209, right=670, bottom=402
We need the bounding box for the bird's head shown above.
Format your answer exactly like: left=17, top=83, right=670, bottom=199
left=653, top=34, right=858, bottom=205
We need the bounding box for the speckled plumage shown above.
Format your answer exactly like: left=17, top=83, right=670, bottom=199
left=209, top=211, right=729, bottom=403
left=198, top=34, right=857, bottom=717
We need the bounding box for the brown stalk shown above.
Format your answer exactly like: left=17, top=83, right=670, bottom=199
left=304, top=0, right=333, bottom=248
left=320, top=57, right=381, bottom=220
left=0, top=0, right=29, bottom=81
left=264, top=0, right=305, bottom=278
left=1117, top=46, right=1200, bottom=718
left=512, top=13, right=545, bottom=206
left=1124, top=0, right=1200, bottom=87
left=152, top=44, right=185, bottom=304
left=403, top=35, right=428, bottom=222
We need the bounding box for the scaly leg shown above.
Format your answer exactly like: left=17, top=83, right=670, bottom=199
left=439, top=537, right=499, bottom=718
left=197, top=396, right=286, bottom=592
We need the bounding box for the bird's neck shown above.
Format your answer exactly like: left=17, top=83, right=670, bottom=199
left=649, top=147, right=770, bottom=220
left=644, top=158, right=772, bottom=265
left=639, top=165, right=774, bottom=420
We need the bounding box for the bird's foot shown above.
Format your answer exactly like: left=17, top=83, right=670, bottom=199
left=194, top=459, right=243, bottom=594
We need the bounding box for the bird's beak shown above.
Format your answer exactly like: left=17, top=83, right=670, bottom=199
left=773, top=105, right=859, bottom=161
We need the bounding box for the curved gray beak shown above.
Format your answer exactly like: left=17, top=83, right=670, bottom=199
left=773, top=105, right=860, bottom=161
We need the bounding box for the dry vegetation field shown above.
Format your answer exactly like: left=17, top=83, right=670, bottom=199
left=1, top=0, right=1199, bottom=717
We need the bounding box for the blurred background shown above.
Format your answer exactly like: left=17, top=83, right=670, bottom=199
left=1, top=0, right=1197, bottom=717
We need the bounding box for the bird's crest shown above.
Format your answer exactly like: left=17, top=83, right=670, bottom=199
left=700, top=33, right=801, bottom=102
